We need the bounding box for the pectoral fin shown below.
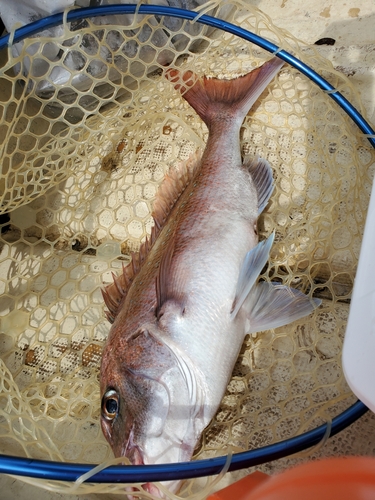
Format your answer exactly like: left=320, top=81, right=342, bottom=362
left=155, top=230, right=186, bottom=319
left=231, top=233, right=274, bottom=319
left=243, top=281, right=321, bottom=334
left=156, top=235, right=174, bottom=316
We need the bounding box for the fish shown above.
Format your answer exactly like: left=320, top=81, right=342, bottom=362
left=99, top=57, right=321, bottom=496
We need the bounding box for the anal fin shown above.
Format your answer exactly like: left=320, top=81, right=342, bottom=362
left=244, top=156, right=274, bottom=215
left=243, top=281, right=321, bottom=334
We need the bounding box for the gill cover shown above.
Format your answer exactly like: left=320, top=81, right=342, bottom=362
left=139, top=333, right=206, bottom=464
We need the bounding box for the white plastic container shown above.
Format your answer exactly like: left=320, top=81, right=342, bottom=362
left=343, top=162, right=375, bottom=413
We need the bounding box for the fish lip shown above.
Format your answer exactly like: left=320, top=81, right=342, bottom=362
left=142, top=482, right=163, bottom=497
left=126, top=483, right=163, bottom=500
left=128, top=445, right=144, bottom=466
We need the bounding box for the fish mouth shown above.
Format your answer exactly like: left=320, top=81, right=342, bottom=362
left=124, top=441, right=144, bottom=466
left=123, top=442, right=158, bottom=499
left=121, top=425, right=144, bottom=465
left=142, top=480, right=181, bottom=498
left=142, top=482, right=163, bottom=497
left=127, top=480, right=182, bottom=499
left=126, top=483, right=163, bottom=500
left=123, top=434, right=181, bottom=498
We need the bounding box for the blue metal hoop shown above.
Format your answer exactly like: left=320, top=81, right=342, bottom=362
left=0, top=3, right=370, bottom=484
left=0, top=400, right=368, bottom=482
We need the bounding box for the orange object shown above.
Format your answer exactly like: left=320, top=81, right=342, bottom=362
left=210, top=457, right=375, bottom=500
left=207, top=471, right=269, bottom=500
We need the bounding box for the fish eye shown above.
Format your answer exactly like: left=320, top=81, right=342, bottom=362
left=102, top=389, right=119, bottom=421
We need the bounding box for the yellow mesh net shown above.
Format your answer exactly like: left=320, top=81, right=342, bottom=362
left=0, top=1, right=374, bottom=498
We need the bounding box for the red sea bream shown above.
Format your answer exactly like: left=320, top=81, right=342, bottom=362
left=99, top=57, right=321, bottom=495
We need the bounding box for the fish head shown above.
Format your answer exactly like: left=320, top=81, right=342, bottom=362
left=100, top=325, right=204, bottom=471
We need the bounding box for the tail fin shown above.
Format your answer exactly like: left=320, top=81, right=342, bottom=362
left=167, top=57, right=284, bottom=128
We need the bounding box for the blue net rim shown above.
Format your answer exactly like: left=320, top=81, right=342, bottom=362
left=0, top=400, right=368, bottom=482
left=0, top=3, right=371, bottom=484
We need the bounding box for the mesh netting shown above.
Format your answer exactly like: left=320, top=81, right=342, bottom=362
left=0, top=1, right=374, bottom=498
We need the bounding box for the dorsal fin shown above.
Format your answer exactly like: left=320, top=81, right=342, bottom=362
left=102, top=154, right=200, bottom=323
left=152, top=152, right=200, bottom=229
left=101, top=225, right=158, bottom=324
